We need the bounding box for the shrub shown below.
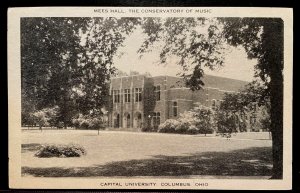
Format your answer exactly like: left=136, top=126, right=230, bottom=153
left=197, top=125, right=214, bottom=134
left=71, top=114, right=105, bottom=130
left=260, top=116, right=270, bottom=131
left=238, top=119, right=247, bottom=132
left=175, top=120, right=190, bottom=134
left=186, top=125, right=199, bottom=135
left=216, top=111, right=237, bottom=134
left=158, top=119, right=179, bottom=133
left=193, top=105, right=216, bottom=135
left=141, top=126, right=157, bottom=132
left=250, top=121, right=262, bottom=132
left=89, top=118, right=103, bottom=129
left=35, top=144, right=86, bottom=158
left=178, top=111, right=198, bottom=125
left=158, top=105, right=216, bottom=135
left=32, top=106, right=60, bottom=129
left=57, top=121, right=64, bottom=129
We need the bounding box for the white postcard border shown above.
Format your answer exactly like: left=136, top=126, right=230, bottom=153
left=8, top=7, right=293, bottom=190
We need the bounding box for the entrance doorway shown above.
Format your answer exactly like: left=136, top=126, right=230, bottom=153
left=114, top=113, right=120, bottom=128
left=134, top=112, right=142, bottom=128
left=126, top=114, right=131, bottom=128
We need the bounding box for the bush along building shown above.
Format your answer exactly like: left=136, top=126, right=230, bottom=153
left=107, top=74, right=265, bottom=132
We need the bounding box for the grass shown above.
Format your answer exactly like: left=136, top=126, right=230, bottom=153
left=21, top=130, right=272, bottom=178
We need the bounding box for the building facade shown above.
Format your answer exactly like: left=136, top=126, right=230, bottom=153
left=107, top=74, right=260, bottom=131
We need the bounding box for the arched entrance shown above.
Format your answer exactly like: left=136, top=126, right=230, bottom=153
left=126, top=114, right=131, bottom=128
left=123, top=112, right=131, bottom=128
left=134, top=112, right=142, bottom=128
left=113, top=113, right=120, bottom=128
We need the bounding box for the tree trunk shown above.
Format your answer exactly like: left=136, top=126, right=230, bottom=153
left=64, top=122, right=67, bottom=130
left=63, top=95, right=68, bottom=130
left=265, top=19, right=284, bottom=179
left=269, top=71, right=283, bottom=179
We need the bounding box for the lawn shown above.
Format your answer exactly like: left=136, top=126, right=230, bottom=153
left=21, top=129, right=273, bottom=178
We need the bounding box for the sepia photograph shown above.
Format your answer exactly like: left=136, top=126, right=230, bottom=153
left=8, top=7, right=293, bottom=189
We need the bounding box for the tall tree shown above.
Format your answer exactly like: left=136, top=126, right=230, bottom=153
left=221, top=18, right=283, bottom=179
left=78, top=18, right=140, bottom=115
left=219, top=80, right=270, bottom=133
left=21, top=17, right=140, bottom=126
left=138, top=17, right=283, bottom=178
left=21, top=18, right=90, bottom=127
left=220, top=80, right=270, bottom=113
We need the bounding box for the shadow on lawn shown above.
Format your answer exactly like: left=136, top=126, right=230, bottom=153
left=22, top=146, right=272, bottom=177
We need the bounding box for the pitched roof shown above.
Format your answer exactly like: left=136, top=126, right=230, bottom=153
left=111, top=74, right=249, bottom=92
left=201, top=75, right=249, bottom=92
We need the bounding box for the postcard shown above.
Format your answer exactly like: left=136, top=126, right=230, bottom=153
left=8, top=7, right=293, bottom=189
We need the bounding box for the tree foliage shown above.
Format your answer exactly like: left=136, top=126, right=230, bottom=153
left=71, top=114, right=105, bottom=130
left=192, top=105, right=215, bottom=135
left=220, top=80, right=269, bottom=113
left=21, top=17, right=140, bottom=127
left=139, top=18, right=226, bottom=90
left=32, top=106, right=60, bottom=129
left=217, top=80, right=270, bottom=133
left=216, top=111, right=238, bottom=134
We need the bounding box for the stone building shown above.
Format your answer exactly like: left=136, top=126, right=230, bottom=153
left=107, top=74, right=254, bottom=131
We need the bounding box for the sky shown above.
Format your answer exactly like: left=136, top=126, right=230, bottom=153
left=113, top=27, right=257, bottom=82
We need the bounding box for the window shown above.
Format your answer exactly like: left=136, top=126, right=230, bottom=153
left=135, top=88, right=142, bottom=102
left=173, top=101, right=178, bottom=117
left=154, top=85, right=161, bottom=101
left=113, top=90, right=120, bottom=103
left=124, top=89, right=131, bottom=103
left=153, top=112, right=160, bottom=128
